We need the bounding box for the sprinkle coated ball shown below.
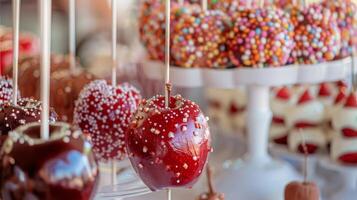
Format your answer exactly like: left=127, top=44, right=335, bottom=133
left=74, top=80, right=141, bottom=162
left=291, top=4, right=341, bottom=64
left=322, top=0, right=357, bottom=58
left=139, top=2, right=200, bottom=62
left=0, top=78, right=14, bottom=106
left=171, top=10, right=231, bottom=68
left=228, top=8, right=294, bottom=68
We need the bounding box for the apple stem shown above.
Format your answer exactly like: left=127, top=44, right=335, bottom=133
left=164, top=0, right=171, bottom=108
left=167, top=189, right=172, bottom=200
left=69, top=0, right=76, bottom=71
left=201, top=0, right=208, bottom=12
left=12, top=0, right=20, bottom=106
left=207, top=165, right=215, bottom=194
left=40, top=0, right=51, bottom=140
left=111, top=0, right=117, bottom=87
left=111, top=160, right=117, bottom=186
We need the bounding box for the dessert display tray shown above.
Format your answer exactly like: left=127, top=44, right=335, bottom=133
left=143, top=57, right=353, bottom=88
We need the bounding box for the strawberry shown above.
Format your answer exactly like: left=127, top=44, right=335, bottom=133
left=339, top=153, right=357, bottom=164
left=344, top=91, right=357, bottom=108
left=125, top=95, right=211, bottom=191
left=74, top=80, right=141, bottom=162
left=298, top=89, right=313, bottom=104
left=276, top=87, right=291, bottom=100
left=334, top=88, right=347, bottom=104
left=318, top=83, right=331, bottom=97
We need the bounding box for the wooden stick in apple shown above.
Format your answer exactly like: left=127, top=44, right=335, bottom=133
left=69, top=0, right=76, bottom=70
left=111, top=0, right=118, bottom=186
left=40, top=0, right=51, bottom=140
left=352, top=50, right=356, bottom=92
left=164, top=0, right=171, bottom=108
left=164, top=0, right=171, bottom=198
left=12, top=0, right=20, bottom=105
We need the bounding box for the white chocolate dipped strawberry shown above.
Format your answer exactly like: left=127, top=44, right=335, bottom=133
left=332, top=91, right=357, bottom=137
left=270, top=87, right=292, bottom=145
left=287, top=89, right=327, bottom=154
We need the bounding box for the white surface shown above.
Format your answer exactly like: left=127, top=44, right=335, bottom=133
left=95, top=160, right=150, bottom=200
left=216, top=159, right=300, bottom=200
left=320, top=158, right=357, bottom=200
left=142, top=58, right=353, bottom=88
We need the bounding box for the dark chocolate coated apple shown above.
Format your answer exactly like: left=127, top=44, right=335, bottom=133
left=0, top=122, right=99, bottom=200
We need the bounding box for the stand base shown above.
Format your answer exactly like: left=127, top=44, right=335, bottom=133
left=216, top=159, right=301, bottom=200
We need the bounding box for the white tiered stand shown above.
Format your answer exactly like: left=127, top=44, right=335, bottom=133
left=142, top=57, right=355, bottom=200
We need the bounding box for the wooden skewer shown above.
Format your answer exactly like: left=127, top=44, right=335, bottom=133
left=40, top=0, right=51, bottom=140
left=164, top=0, right=171, bottom=108
left=12, top=0, right=20, bottom=105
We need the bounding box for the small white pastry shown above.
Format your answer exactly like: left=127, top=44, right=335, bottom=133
left=286, top=89, right=325, bottom=129
left=270, top=124, right=289, bottom=144
left=288, top=128, right=327, bottom=154
left=331, top=135, right=357, bottom=164
left=332, top=92, right=357, bottom=134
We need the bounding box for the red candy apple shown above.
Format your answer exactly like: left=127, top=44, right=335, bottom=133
left=0, top=122, right=99, bottom=200
left=125, top=95, right=211, bottom=191
left=74, top=80, right=141, bottom=162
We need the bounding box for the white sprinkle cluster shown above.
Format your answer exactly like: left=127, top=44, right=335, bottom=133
left=74, top=80, right=141, bottom=162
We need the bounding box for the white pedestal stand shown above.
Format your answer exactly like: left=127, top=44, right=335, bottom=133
left=216, top=85, right=300, bottom=200
left=320, top=158, right=357, bottom=200
left=140, top=58, right=354, bottom=200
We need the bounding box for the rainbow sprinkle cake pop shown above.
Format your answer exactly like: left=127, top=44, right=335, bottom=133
left=139, top=2, right=200, bottom=62
left=171, top=9, right=231, bottom=68
left=228, top=7, right=294, bottom=68
left=322, top=0, right=357, bottom=58
left=291, top=3, right=341, bottom=64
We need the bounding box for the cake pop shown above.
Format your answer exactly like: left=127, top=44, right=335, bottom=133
left=139, top=2, right=200, bottom=62
left=0, top=26, right=39, bottom=75
left=0, top=77, right=15, bottom=106
left=125, top=94, right=211, bottom=190
left=322, top=0, right=357, bottom=58
left=197, top=166, right=224, bottom=200
left=270, top=87, right=292, bottom=145
left=287, top=89, right=327, bottom=154
left=228, top=7, right=294, bottom=67
left=74, top=80, right=141, bottom=162
left=171, top=9, right=231, bottom=68
left=291, top=3, right=341, bottom=64
left=0, top=122, right=99, bottom=200
left=50, top=68, right=95, bottom=122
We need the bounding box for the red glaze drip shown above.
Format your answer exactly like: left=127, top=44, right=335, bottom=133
left=297, top=144, right=318, bottom=154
